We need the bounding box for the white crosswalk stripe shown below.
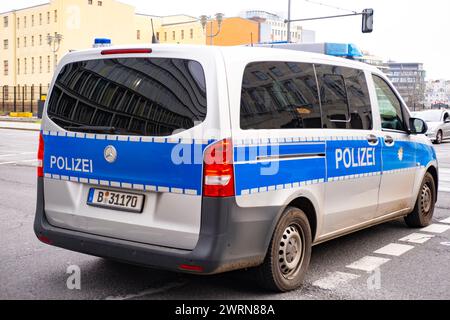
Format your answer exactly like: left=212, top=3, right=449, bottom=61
left=439, top=168, right=450, bottom=193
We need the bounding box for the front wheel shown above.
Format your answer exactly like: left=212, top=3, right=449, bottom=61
left=405, top=172, right=436, bottom=228
left=435, top=131, right=443, bottom=144
left=256, top=207, right=312, bottom=292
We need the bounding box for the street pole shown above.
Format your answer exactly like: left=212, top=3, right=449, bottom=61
left=287, top=0, right=292, bottom=43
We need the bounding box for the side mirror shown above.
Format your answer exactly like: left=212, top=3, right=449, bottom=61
left=409, top=118, right=428, bottom=135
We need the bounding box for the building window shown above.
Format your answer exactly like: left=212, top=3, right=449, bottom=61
left=3, top=39, right=8, bottom=49
left=17, top=17, right=19, bottom=29
left=190, top=28, right=193, bottom=39
left=156, top=32, right=160, bottom=41
left=3, top=16, right=8, bottom=28
left=54, top=10, right=58, bottom=23
left=47, top=12, right=50, bottom=24
left=164, top=32, right=167, bottom=41
left=32, top=57, right=35, bottom=74
left=31, top=36, right=34, bottom=46
left=3, top=60, right=8, bottom=76
left=32, top=15, right=35, bottom=26
left=39, top=13, right=42, bottom=25
left=88, top=0, right=93, bottom=4
left=47, top=56, right=51, bottom=73
left=98, top=1, right=103, bottom=6
left=24, top=16, right=27, bottom=28
left=17, top=59, right=20, bottom=75
left=17, top=38, right=20, bottom=48
left=39, top=56, right=42, bottom=73
left=39, top=35, right=42, bottom=46
left=172, top=31, right=175, bottom=40
left=137, top=30, right=141, bottom=40
left=181, top=30, right=184, bottom=40
left=24, top=58, right=27, bottom=74
left=24, top=36, right=27, bottom=47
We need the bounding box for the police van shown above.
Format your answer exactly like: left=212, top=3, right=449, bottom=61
left=34, top=44, right=438, bottom=292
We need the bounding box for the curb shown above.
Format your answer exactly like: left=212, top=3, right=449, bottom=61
left=0, top=126, right=41, bottom=132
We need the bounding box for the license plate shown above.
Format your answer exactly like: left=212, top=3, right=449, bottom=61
left=87, top=188, right=145, bottom=213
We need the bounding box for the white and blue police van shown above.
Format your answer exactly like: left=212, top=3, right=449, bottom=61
left=34, top=43, right=438, bottom=292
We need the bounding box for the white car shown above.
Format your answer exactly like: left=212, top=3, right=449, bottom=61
left=412, top=109, right=450, bottom=144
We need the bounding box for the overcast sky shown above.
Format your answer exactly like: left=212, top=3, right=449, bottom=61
left=2, top=0, right=449, bottom=79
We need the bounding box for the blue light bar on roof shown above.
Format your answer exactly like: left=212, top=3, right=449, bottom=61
left=325, top=43, right=363, bottom=58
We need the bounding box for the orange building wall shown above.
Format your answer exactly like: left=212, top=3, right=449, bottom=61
left=206, top=17, right=259, bottom=46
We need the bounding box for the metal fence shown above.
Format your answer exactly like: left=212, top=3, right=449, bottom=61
left=1, top=85, right=49, bottom=115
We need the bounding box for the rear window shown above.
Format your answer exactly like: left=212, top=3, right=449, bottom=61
left=47, top=58, right=207, bottom=136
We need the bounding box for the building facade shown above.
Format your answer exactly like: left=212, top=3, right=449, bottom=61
left=242, top=10, right=303, bottom=43
left=385, top=62, right=426, bottom=110
left=206, top=17, right=259, bottom=46
left=424, top=79, right=450, bottom=108
left=0, top=0, right=211, bottom=88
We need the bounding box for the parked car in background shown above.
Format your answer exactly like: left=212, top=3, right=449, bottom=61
left=412, top=109, right=450, bottom=144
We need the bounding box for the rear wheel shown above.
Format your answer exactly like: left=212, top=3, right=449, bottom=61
left=405, top=172, right=436, bottom=228
left=256, top=207, right=312, bottom=292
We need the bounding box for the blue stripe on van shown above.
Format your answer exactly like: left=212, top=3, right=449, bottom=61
left=233, top=138, right=436, bottom=196
left=43, top=133, right=210, bottom=195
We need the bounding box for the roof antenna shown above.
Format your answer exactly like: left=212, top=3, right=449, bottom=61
left=151, top=19, right=159, bottom=44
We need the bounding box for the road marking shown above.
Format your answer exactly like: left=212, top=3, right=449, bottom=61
left=0, top=159, right=38, bottom=165
left=346, top=256, right=390, bottom=272
left=0, top=152, right=35, bottom=158
left=399, top=233, right=435, bottom=244
left=440, top=217, right=450, bottom=224
left=312, top=272, right=360, bottom=290
left=421, top=224, right=450, bottom=234
left=441, top=242, right=450, bottom=247
left=104, top=281, right=187, bottom=300
left=374, top=243, right=414, bottom=257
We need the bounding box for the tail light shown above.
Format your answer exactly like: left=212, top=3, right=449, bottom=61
left=37, top=133, right=44, bottom=177
left=203, top=138, right=235, bottom=197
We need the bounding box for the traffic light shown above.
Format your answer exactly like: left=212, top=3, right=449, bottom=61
left=362, top=9, right=374, bottom=33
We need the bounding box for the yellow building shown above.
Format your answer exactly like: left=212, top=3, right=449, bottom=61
left=0, top=0, right=268, bottom=89
left=0, top=0, right=207, bottom=88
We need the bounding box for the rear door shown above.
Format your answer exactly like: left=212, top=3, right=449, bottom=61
left=443, top=112, right=450, bottom=139
left=42, top=48, right=227, bottom=250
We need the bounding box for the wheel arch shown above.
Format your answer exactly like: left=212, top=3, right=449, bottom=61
left=426, top=165, right=439, bottom=202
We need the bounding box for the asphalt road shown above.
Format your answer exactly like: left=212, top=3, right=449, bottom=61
left=1, top=128, right=450, bottom=300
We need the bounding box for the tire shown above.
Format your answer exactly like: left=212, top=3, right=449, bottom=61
left=405, top=172, right=436, bottom=228
left=256, top=207, right=312, bottom=292
left=435, top=131, right=443, bottom=144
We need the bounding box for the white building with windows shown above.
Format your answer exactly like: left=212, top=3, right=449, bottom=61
left=424, top=79, right=450, bottom=108
left=241, top=10, right=308, bottom=43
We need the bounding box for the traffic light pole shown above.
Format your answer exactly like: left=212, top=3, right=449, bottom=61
left=285, top=8, right=373, bottom=36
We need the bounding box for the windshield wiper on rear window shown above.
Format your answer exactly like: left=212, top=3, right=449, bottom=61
left=65, top=126, right=121, bottom=134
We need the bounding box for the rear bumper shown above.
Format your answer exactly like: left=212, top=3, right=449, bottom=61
left=34, top=178, right=280, bottom=274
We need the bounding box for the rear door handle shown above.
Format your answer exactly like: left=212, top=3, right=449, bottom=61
left=367, top=134, right=379, bottom=145
left=384, top=136, right=394, bottom=145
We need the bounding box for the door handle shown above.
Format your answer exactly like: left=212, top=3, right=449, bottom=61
left=384, top=136, right=394, bottom=145
left=366, top=134, right=379, bottom=145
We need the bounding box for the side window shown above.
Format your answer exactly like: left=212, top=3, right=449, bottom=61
left=240, top=61, right=322, bottom=130
left=315, top=65, right=372, bottom=130
left=315, top=65, right=350, bottom=129
left=444, top=112, right=449, bottom=122
left=372, top=75, right=406, bottom=131
left=343, top=68, right=373, bottom=130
